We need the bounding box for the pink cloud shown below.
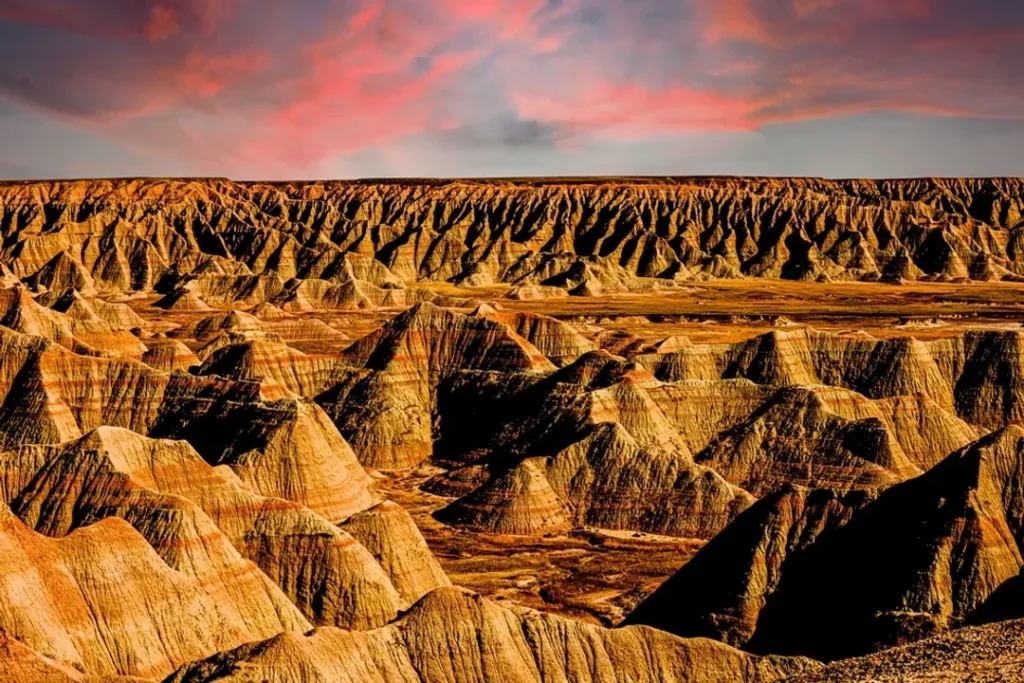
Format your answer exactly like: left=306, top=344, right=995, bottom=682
left=4, top=0, right=1020, bottom=178
left=0, top=0, right=586, bottom=173
left=145, top=3, right=180, bottom=41
left=226, top=0, right=584, bottom=169
left=439, top=0, right=542, bottom=39
left=698, top=0, right=773, bottom=45
left=172, top=49, right=268, bottom=100
left=513, top=81, right=765, bottom=137
left=673, top=0, right=1023, bottom=130
left=697, top=0, right=935, bottom=47
left=433, top=0, right=571, bottom=53
left=232, top=1, right=481, bottom=168
left=512, top=28, right=1024, bottom=141
left=222, top=0, right=581, bottom=169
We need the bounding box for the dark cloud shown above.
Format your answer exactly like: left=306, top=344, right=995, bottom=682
left=0, top=0, right=240, bottom=38
left=439, top=115, right=571, bottom=149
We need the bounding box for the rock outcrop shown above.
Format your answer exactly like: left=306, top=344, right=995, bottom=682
left=624, top=486, right=873, bottom=646
left=694, top=386, right=928, bottom=494
left=474, top=307, right=596, bottom=367
left=197, top=340, right=335, bottom=399
left=166, top=587, right=817, bottom=683
left=154, top=288, right=212, bottom=311
left=4, top=177, right=1024, bottom=682
left=317, top=302, right=554, bottom=468
left=0, top=324, right=376, bottom=522
left=7, top=427, right=416, bottom=630
left=0, top=286, right=145, bottom=357
left=0, top=502, right=262, bottom=679
left=340, top=500, right=452, bottom=605
left=12, top=431, right=311, bottom=638
left=0, top=628, right=144, bottom=682
left=434, top=348, right=973, bottom=537
left=641, top=326, right=1024, bottom=432
left=141, top=339, right=200, bottom=372
left=628, top=426, right=1024, bottom=660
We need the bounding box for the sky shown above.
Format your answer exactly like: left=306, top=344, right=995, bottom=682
left=1, top=0, right=1023, bottom=180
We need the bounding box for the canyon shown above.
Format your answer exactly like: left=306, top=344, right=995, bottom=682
left=1, top=177, right=1024, bottom=681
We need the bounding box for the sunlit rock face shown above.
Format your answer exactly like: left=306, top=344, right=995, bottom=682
left=0, top=177, right=1023, bottom=682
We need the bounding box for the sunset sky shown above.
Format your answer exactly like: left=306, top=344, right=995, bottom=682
left=1, top=0, right=1023, bottom=179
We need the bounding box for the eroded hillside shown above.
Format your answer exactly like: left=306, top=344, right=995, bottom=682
left=2, top=178, right=1024, bottom=681
left=4, top=177, right=1024, bottom=306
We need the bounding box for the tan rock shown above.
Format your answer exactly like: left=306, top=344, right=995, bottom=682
left=22, top=427, right=404, bottom=630
left=167, top=587, right=817, bottom=683
left=12, top=429, right=312, bottom=641
left=141, top=339, right=200, bottom=372
left=319, top=302, right=553, bottom=468
left=340, top=500, right=451, bottom=605
left=0, top=503, right=253, bottom=679
left=154, top=289, right=212, bottom=311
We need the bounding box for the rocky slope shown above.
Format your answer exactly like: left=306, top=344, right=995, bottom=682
left=316, top=301, right=554, bottom=469
left=639, top=326, right=1024, bottom=432
left=627, top=425, right=1024, bottom=660
left=0, top=315, right=375, bottom=522
left=784, top=617, right=1024, bottom=682
left=166, top=587, right=817, bottom=683
left=0, top=628, right=146, bottom=682
left=433, top=351, right=753, bottom=537
left=3, top=178, right=1024, bottom=302
left=624, top=486, right=875, bottom=646
left=11, top=431, right=313, bottom=637
left=432, top=347, right=976, bottom=537
left=2, top=427, right=442, bottom=630
left=0, top=502, right=265, bottom=679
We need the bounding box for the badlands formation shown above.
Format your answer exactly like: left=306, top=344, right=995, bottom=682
left=1, top=177, right=1024, bottom=680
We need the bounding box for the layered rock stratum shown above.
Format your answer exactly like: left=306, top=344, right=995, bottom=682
left=165, top=587, right=815, bottom=683
left=4, top=178, right=1024, bottom=297
left=2, top=177, right=1024, bottom=681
